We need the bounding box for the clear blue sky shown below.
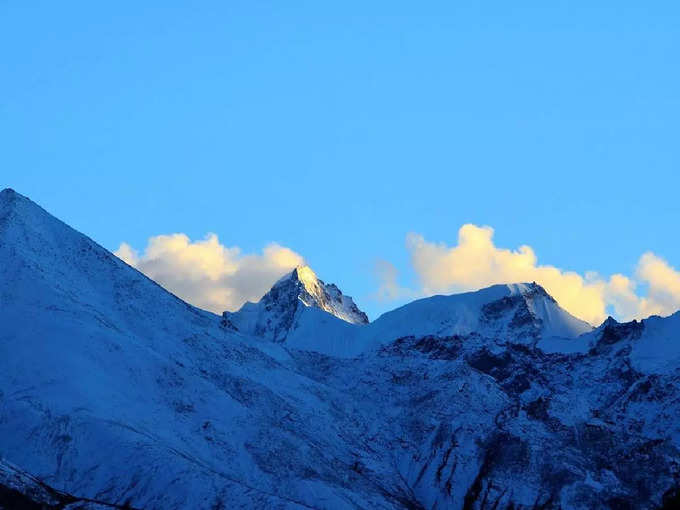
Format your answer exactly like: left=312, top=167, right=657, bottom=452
left=2, top=2, right=679, bottom=318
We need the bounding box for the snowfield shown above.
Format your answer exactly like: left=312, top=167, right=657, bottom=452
left=1, top=188, right=679, bottom=509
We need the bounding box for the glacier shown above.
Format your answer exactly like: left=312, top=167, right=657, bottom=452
left=0, top=188, right=679, bottom=509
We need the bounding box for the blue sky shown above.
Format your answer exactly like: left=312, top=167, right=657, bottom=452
left=2, top=2, right=679, bottom=321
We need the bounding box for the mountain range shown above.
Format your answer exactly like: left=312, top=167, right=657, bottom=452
left=1, top=188, right=679, bottom=509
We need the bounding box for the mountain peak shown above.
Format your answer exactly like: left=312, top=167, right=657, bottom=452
left=0, top=188, right=24, bottom=213
left=0, top=188, right=60, bottom=249
left=0, top=188, right=53, bottom=228
left=292, top=264, right=318, bottom=284
left=223, top=265, right=369, bottom=342
left=275, top=264, right=320, bottom=291
left=268, top=264, right=368, bottom=325
left=506, top=281, right=556, bottom=303
left=601, top=315, right=619, bottom=327
left=503, top=282, right=592, bottom=337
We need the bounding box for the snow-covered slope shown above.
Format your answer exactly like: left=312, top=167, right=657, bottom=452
left=0, top=458, right=116, bottom=509
left=366, top=282, right=593, bottom=343
left=2, top=188, right=680, bottom=510
left=630, top=311, right=680, bottom=374
left=222, top=264, right=368, bottom=342
left=0, top=189, right=404, bottom=509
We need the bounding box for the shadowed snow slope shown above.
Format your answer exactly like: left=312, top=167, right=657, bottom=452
left=2, top=188, right=680, bottom=510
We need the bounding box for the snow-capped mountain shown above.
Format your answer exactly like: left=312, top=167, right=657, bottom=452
left=365, top=281, right=593, bottom=344
left=2, top=188, right=680, bottom=509
left=222, top=264, right=368, bottom=341
left=226, top=278, right=593, bottom=358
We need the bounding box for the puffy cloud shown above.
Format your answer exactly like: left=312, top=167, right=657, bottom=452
left=386, top=224, right=680, bottom=325
left=636, top=252, right=680, bottom=317
left=114, top=243, right=139, bottom=266
left=117, top=226, right=680, bottom=325
left=405, top=226, right=609, bottom=325
left=114, top=234, right=304, bottom=314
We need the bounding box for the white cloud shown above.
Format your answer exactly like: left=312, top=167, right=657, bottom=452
left=635, top=252, right=680, bottom=317
left=114, top=233, right=304, bottom=314
left=116, top=225, right=680, bottom=325
left=381, top=224, right=680, bottom=325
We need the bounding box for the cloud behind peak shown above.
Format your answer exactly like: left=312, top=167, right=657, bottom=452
left=115, top=234, right=304, bottom=314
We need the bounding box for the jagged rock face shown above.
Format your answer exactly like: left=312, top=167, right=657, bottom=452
left=222, top=265, right=368, bottom=342
left=2, top=188, right=680, bottom=509
left=480, top=284, right=557, bottom=339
